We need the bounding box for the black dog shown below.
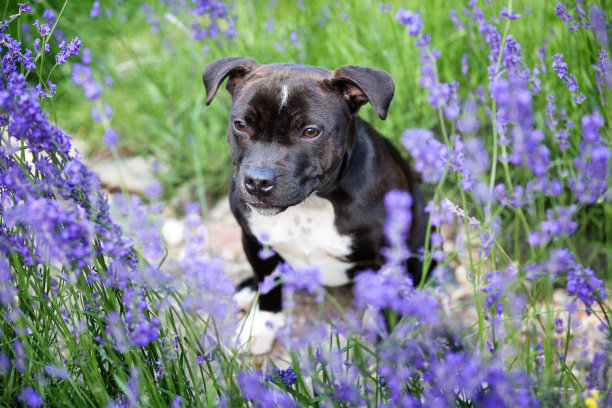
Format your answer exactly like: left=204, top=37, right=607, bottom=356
left=203, top=57, right=429, bottom=353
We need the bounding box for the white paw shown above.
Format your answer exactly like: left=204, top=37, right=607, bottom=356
left=233, top=285, right=257, bottom=311
left=234, top=308, right=285, bottom=354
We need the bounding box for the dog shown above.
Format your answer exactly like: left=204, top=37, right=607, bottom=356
left=203, top=57, right=429, bottom=353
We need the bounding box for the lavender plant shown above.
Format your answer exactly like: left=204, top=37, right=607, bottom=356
left=1, top=1, right=612, bottom=407
left=0, top=5, right=240, bottom=406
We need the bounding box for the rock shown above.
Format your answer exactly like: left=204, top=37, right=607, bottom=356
left=88, top=156, right=157, bottom=194
left=162, top=218, right=185, bottom=247
left=209, top=196, right=233, bottom=221
left=207, top=220, right=243, bottom=258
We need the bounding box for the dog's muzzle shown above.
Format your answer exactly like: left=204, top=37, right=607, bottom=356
left=244, top=166, right=277, bottom=197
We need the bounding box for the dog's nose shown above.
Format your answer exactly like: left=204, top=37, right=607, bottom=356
left=244, top=167, right=277, bottom=196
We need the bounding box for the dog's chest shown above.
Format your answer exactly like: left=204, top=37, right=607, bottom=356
left=247, top=195, right=353, bottom=286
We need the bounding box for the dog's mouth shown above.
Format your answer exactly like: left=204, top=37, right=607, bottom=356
left=246, top=201, right=287, bottom=216
left=240, top=175, right=320, bottom=216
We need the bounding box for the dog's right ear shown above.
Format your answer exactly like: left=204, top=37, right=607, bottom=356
left=203, top=57, right=260, bottom=105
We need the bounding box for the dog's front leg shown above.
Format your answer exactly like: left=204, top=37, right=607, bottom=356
left=233, top=230, right=285, bottom=354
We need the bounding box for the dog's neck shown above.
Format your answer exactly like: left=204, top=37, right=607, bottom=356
left=316, top=116, right=362, bottom=195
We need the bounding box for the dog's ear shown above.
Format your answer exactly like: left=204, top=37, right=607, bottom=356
left=331, top=65, right=395, bottom=120
left=203, top=57, right=260, bottom=105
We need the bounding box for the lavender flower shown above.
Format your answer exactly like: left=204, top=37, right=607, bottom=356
left=90, top=1, right=101, bottom=18
left=502, top=34, right=522, bottom=69
left=42, top=9, right=55, bottom=22
left=443, top=81, right=461, bottom=119
left=1, top=34, right=36, bottom=75
left=32, top=19, right=51, bottom=37
left=0, top=353, right=10, bottom=375
left=482, top=270, right=504, bottom=315
left=71, top=63, right=102, bottom=100
left=129, top=315, right=160, bottom=347
left=461, top=52, right=469, bottom=75
left=18, top=387, right=43, bottom=407
left=274, top=262, right=325, bottom=304
left=587, top=340, right=612, bottom=399
left=499, top=6, right=522, bottom=20
left=395, top=9, right=422, bottom=36
left=449, top=9, right=464, bottom=31
left=257, top=247, right=275, bottom=260
left=354, top=270, right=405, bottom=311
left=0, top=255, right=17, bottom=305
left=265, top=365, right=298, bottom=387
left=258, top=272, right=279, bottom=295
left=32, top=38, right=50, bottom=55
left=154, top=0, right=237, bottom=41
left=55, top=37, right=82, bottom=64
left=528, top=247, right=576, bottom=281
left=179, top=204, right=235, bottom=343
left=457, top=99, right=479, bottom=136
left=555, top=4, right=572, bottom=23
left=593, top=49, right=612, bottom=95
left=401, top=128, right=448, bottom=183
left=589, top=5, right=609, bottom=46
left=567, top=266, right=606, bottom=309
left=552, top=53, right=586, bottom=104
left=103, top=127, right=120, bottom=148
left=570, top=110, right=609, bottom=204
left=91, top=102, right=113, bottom=123
left=425, top=351, right=538, bottom=407
left=44, top=364, right=69, bottom=379
left=171, top=396, right=182, bottom=408
left=36, top=80, right=56, bottom=98
left=379, top=3, right=392, bottom=13
left=554, top=317, right=564, bottom=334
left=238, top=371, right=298, bottom=407
left=5, top=197, right=94, bottom=269
left=354, top=267, right=437, bottom=325
left=552, top=53, right=568, bottom=79
left=479, top=23, right=502, bottom=65
left=382, top=190, right=412, bottom=265
left=18, top=2, right=31, bottom=14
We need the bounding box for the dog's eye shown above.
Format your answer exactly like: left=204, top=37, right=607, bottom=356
left=303, top=127, right=321, bottom=139
left=234, top=121, right=247, bottom=132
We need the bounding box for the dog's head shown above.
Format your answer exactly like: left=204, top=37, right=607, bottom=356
left=203, top=57, right=394, bottom=215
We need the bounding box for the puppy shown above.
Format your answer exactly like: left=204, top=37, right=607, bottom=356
left=203, top=57, right=429, bottom=353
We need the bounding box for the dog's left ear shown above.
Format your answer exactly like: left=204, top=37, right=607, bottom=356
left=331, top=65, right=395, bottom=120
left=203, top=57, right=260, bottom=105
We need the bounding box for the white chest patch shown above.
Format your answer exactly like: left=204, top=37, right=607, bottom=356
left=247, top=195, right=353, bottom=286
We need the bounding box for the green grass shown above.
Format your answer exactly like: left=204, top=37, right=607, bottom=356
left=39, top=0, right=608, bottom=204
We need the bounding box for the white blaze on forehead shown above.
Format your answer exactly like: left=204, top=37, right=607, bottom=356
left=279, top=84, right=289, bottom=109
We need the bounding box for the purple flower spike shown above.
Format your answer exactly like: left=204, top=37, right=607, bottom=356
left=32, top=20, right=51, bottom=37
left=499, top=6, right=522, bottom=20
left=552, top=53, right=586, bottom=103
left=18, top=387, right=43, bottom=407
left=90, top=1, right=101, bottom=18
left=401, top=129, right=448, bottom=184
left=265, top=365, right=298, bottom=387
left=589, top=5, right=609, bottom=47
left=567, top=266, right=607, bottom=309
left=103, top=127, right=120, bottom=148
left=395, top=9, right=422, bottom=36
left=42, top=9, right=55, bottom=21
left=55, top=37, right=82, bottom=64
left=18, top=2, right=31, bottom=14
left=570, top=110, right=609, bottom=203
left=72, top=63, right=103, bottom=100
